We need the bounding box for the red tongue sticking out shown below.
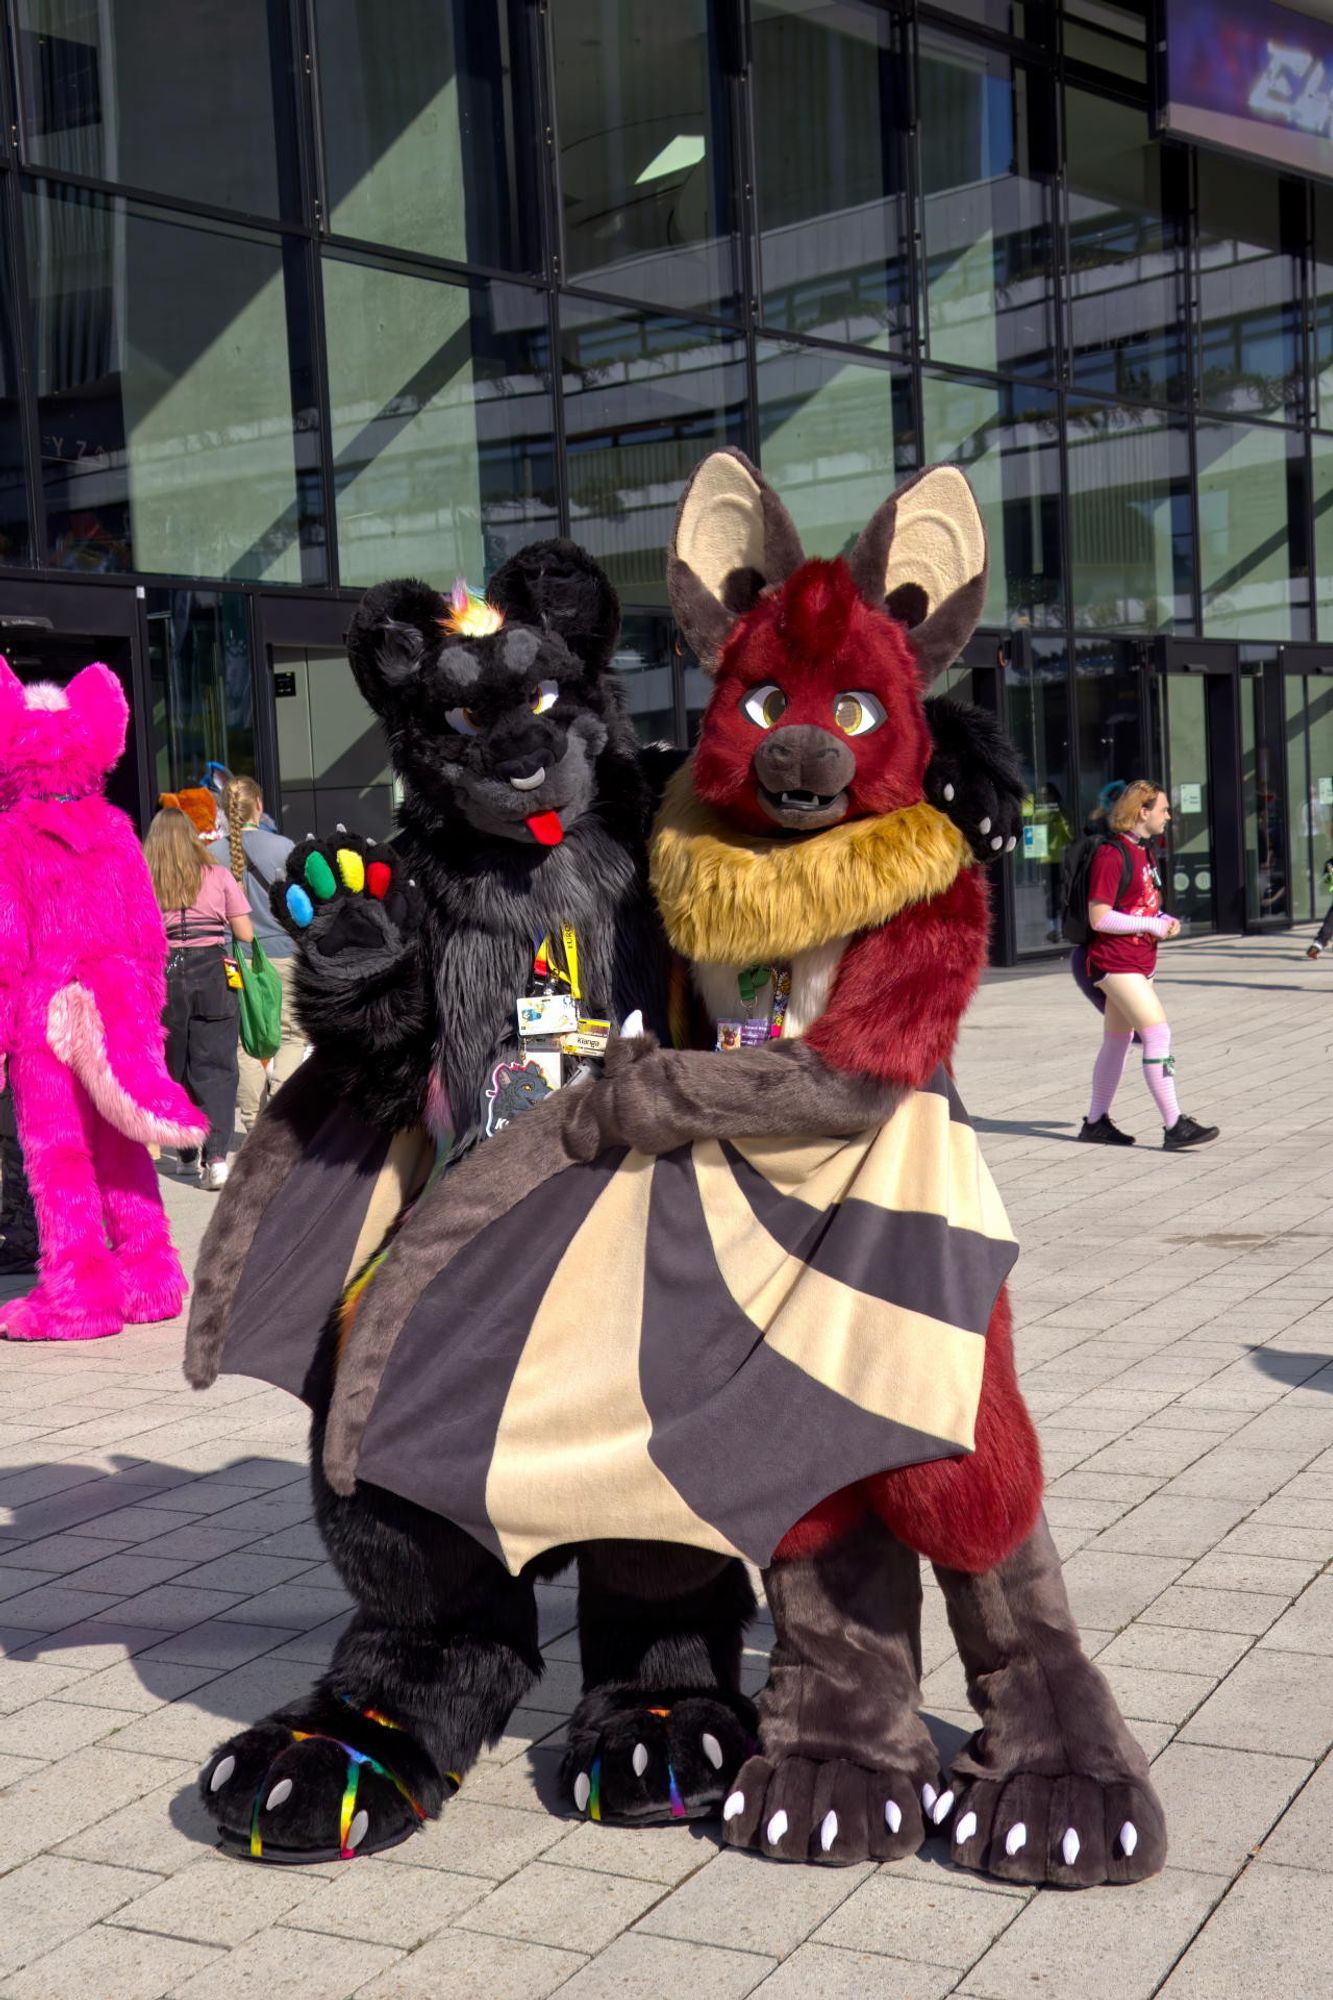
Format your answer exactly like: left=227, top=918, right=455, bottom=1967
left=526, top=810, right=564, bottom=847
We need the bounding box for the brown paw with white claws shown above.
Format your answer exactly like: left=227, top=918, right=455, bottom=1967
left=720, top=1755, right=939, bottom=1865
left=943, top=1771, right=1166, bottom=1887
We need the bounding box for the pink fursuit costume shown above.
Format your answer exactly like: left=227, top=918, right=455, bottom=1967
left=0, top=658, right=205, bottom=1341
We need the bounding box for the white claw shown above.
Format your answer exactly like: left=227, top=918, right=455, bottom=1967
left=266, top=1778, right=293, bottom=1810
left=979, top=817, right=991, bottom=835
left=701, top=1733, right=724, bottom=1771
left=1005, top=1821, right=1027, bottom=1857
left=943, top=783, right=955, bottom=802
left=1005, top=835, right=1017, bottom=852
left=573, top=1771, right=590, bottom=1813
left=345, top=1808, right=369, bottom=1851
left=922, top=1782, right=937, bottom=1814
left=990, top=834, right=1003, bottom=850
left=335, top=822, right=347, bottom=833
left=954, top=1810, right=978, bottom=1845
left=722, top=1790, right=745, bottom=1822
left=766, top=1809, right=789, bottom=1846
left=632, top=1743, right=648, bottom=1778
left=1062, top=1827, right=1081, bottom=1867
left=366, top=837, right=377, bottom=846
left=820, top=1809, right=838, bottom=1853
left=1119, top=1821, right=1138, bottom=1858
left=209, top=1755, right=235, bottom=1793
left=932, top=1788, right=955, bottom=1827
left=885, top=1798, right=902, bottom=1835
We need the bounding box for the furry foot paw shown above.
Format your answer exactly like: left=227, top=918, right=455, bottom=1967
left=0, top=1281, right=121, bottom=1342
left=274, top=832, right=423, bottom=959
left=563, top=1689, right=756, bottom=1826
left=199, top=1698, right=454, bottom=1865
left=720, top=1755, right=937, bottom=1865
left=944, top=1770, right=1167, bottom=1887
left=119, top=1255, right=187, bottom=1326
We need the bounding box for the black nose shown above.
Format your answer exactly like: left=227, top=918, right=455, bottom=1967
left=493, top=747, right=547, bottom=783
left=488, top=715, right=561, bottom=782
left=753, top=725, right=856, bottom=798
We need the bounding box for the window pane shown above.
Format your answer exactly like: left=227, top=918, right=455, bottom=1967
left=1197, top=420, right=1308, bottom=641
left=1196, top=153, right=1302, bottom=421
left=14, top=0, right=298, bottom=218
left=1315, top=435, right=1333, bottom=642
left=1313, top=191, right=1333, bottom=431
left=918, top=35, right=1055, bottom=379
left=921, top=370, right=1062, bottom=628
left=0, top=254, right=30, bottom=566
left=560, top=297, right=746, bottom=606
left=1074, top=639, right=1143, bottom=831
left=756, top=341, right=912, bottom=558
left=1067, top=397, right=1193, bottom=632
left=147, top=589, right=255, bottom=797
left=616, top=611, right=682, bottom=744
left=927, top=0, right=1040, bottom=36
left=314, top=0, right=536, bottom=270
left=552, top=0, right=737, bottom=316
left=1239, top=655, right=1286, bottom=924
left=1065, top=89, right=1186, bottom=407
left=24, top=184, right=321, bottom=582
left=323, top=257, right=556, bottom=592
left=1284, top=674, right=1313, bottom=924
left=1007, top=639, right=1073, bottom=955
left=1305, top=677, right=1333, bottom=922
left=751, top=0, right=908, bottom=349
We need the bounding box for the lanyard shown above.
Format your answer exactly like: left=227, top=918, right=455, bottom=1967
left=534, top=925, right=582, bottom=1003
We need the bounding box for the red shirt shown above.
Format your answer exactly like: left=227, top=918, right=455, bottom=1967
left=1086, top=836, right=1161, bottom=978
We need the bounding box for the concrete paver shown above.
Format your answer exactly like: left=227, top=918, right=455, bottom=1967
left=0, top=930, right=1326, bottom=1995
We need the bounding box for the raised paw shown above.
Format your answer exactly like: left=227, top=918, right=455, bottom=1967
left=199, top=1697, right=452, bottom=1865
left=719, top=1755, right=936, bottom=1865
left=944, top=1770, right=1166, bottom=1888
left=922, top=694, right=1024, bottom=863
left=273, top=831, right=423, bottom=959
left=563, top=1689, right=755, bottom=1827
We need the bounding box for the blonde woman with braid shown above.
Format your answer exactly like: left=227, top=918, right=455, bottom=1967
left=207, top=775, right=307, bottom=1134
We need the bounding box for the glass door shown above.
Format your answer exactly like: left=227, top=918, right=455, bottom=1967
left=1161, top=671, right=1214, bottom=933
left=0, top=584, right=146, bottom=824
left=1282, top=665, right=1333, bottom=926
left=1156, top=642, right=1243, bottom=937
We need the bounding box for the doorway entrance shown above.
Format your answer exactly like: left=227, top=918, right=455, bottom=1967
left=0, top=582, right=147, bottom=823
left=1154, top=642, right=1243, bottom=938
left=257, top=598, right=395, bottom=844
left=1281, top=651, right=1333, bottom=926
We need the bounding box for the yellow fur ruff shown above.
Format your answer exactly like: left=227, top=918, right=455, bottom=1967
left=650, top=763, right=971, bottom=964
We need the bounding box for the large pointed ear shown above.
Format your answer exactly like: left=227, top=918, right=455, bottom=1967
left=667, top=448, right=806, bottom=671
left=346, top=578, right=446, bottom=715
left=486, top=538, right=620, bottom=674
left=847, top=465, right=989, bottom=683
left=68, top=662, right=129, bottom=764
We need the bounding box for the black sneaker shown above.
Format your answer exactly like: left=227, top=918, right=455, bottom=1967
left=1163, top=1114, right=1219, bottom=1151
left=1077, top=1115, right=1136, bottom=1146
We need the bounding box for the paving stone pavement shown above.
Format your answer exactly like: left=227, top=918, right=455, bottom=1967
left=0, top=928, right=1329, bottom=1998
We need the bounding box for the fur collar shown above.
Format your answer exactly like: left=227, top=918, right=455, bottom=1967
left=650, top=762, right=970, bottom=964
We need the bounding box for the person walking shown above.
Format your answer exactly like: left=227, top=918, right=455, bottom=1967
left=144, top=807, right=253, bottom=1191
left=1077, top=778, right=1219, bottom=1151
left=208, top=775, right=306, bottom=1132
left=1304, top=859, right=1333, bottom=958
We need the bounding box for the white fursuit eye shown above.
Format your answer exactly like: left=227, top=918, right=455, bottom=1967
left=741, top=683, right=788, bottom=729
left=834, top=690, right=886, bottom=737
left=444, top=707, right=479, bottom=736
left=530, top=680, right=559, bottom=716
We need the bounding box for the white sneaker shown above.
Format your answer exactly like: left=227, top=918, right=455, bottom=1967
left=202, top=1159, right=230, bottom=1192
left=175, top=1152, right=201, bottom=1179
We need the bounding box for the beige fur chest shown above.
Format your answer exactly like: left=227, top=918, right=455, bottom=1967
left=691, top=938, right=849, bottom=1042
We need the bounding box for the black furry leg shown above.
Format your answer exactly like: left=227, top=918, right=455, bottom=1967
left=563, top=1542, right=757, bottom=1826
left=200, top=1454, right=541, bottom=1864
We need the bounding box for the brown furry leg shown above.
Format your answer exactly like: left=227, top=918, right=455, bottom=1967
left=933, top=1513, right=1166, bottom=1888
left=722, top=1517, right=940, bottom=1866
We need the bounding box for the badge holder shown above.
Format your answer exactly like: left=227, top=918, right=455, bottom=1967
left=716, top=961, right=791, bottom=1051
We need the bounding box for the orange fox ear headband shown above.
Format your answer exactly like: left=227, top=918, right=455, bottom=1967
left=159, top=788, right=218, bottom=838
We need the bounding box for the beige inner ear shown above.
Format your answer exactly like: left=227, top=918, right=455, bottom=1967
left=675, top=452, right=768, bottom=605
left=883, top=466, right=986, bottom=620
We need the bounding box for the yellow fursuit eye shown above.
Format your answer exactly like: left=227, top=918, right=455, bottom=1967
left=741, top=683, right=788, bottom=729
left=530, top=680, right=559, bottom=716
left=835, top=691, right=885, bottom=736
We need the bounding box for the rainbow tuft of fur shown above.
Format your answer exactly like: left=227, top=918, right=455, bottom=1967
left=440, top=579, right=504, bottom=639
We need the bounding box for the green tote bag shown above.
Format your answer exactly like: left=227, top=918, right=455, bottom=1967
left=234, top=936, right=283, bottom=1062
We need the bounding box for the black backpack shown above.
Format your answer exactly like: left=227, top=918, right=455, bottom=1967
left=1060, top=834, right=1134, bottom=948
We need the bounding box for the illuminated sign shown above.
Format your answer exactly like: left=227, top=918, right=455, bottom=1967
left=1161, top=0, right=1333, bottom=181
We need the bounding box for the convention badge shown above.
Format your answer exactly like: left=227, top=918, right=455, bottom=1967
left=716, top=1021, right=744, bottom=1052
left=525, top=1045, right=565, bottom=1092
left=517, top=991, right=578, bottom=1038
left=559, top=1016, right=610, bottom=1057
left=739, top=1020, right=769, bottom=1047
left=483, top=1057, right=552, bottom=1138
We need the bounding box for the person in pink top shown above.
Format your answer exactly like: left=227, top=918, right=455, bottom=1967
left=1079, top=779, right=1219, bottom=1152
left=143, top=807, right=254, bottom=1190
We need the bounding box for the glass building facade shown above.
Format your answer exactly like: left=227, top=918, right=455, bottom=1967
left=1, top=0, right=1332, bottom=954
